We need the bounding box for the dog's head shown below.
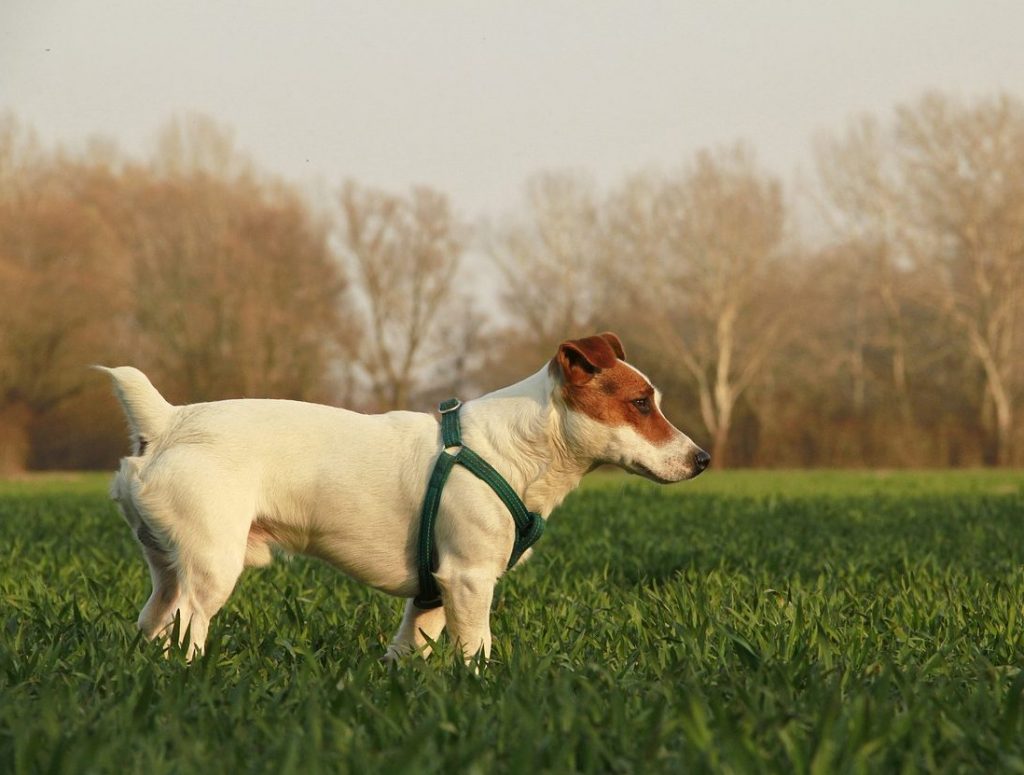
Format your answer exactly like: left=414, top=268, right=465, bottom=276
left=550, top=332, right=709, bottom=482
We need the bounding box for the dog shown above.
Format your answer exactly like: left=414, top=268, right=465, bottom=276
left=99, top=332, right=709, bottom=661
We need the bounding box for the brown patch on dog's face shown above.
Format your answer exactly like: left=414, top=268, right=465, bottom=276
left=553, top=335, right=677, bottom=445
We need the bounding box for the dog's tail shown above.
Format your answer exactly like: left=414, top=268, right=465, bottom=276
left=94, top=366, right=175, bottom=454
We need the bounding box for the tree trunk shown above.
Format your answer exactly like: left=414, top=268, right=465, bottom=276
left=971, top=331, right=1014, bottom=466
left=711, top=423, right=730, bottom=470
left=991, top=386, right=1014, bottom=467
left=0, top=403, right=33, bottom=475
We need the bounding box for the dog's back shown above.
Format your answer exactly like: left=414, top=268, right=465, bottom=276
left=98, top=366, right=437, bottom=497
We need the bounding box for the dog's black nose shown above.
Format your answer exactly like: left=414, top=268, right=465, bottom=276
left=694, top=450, right=711, bottom=471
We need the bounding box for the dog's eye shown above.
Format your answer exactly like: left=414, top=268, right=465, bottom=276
left=631, top=397, right=651, bottom=415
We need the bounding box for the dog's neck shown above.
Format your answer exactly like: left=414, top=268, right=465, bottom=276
left=461, top=364, right=590, bottom=518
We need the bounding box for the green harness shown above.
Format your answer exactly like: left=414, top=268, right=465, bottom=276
left=414, top=398, right=546, bottom=610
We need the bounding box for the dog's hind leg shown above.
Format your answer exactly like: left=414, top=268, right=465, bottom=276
left=171, top=511, right=253, bottom=660
left=383, top=600, right=447, bottom=662
left=170, top=549, right=247, bottom=660
left=136, top=525, right=181, bottom=641
left=132, top=482, right=253, bottom=660
left=112, top=462, right=181, bottom=643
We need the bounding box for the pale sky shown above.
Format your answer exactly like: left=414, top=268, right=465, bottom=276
left=2, top=1, right=1024, bottom=220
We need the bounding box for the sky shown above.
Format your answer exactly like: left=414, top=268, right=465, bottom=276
left=2, top=1, right=1024, bottom=221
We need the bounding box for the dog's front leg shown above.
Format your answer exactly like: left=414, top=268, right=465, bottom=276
left=439, top=569, right=495, bottom=663
left=382, top=599, right=446, bottom=662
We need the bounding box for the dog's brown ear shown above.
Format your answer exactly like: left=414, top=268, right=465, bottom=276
left=599, top=331, right=626, bottom=361
left=555, top=335, right=621, bottom=386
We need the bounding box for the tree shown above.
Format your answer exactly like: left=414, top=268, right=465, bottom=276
left=110, top=117, right=349, bottom=405
left=474, top=172, right=607, bottom=391
left=897, top=94, right=1024, bottom=465
left=336, top=181, right=463, bottom=410
left=117, top=118, right=349, bottom=404
left=489, top=172, right=601, bottom=341
left=607, top=145, right=790, bottom=467
left=0, top=115, right=125, bottom=472
left=818, top=93, right=1024, bottom=465
left=815, top=116, right=917, bottom=435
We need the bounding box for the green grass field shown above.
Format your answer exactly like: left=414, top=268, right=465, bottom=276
left=2, top=470, right=1024, bottom=773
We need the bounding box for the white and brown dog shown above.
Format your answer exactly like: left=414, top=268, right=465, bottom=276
left=100, top=333, right=709, bottom=661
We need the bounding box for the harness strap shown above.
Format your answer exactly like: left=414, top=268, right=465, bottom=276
left=414, top=398, right=546, bottom=610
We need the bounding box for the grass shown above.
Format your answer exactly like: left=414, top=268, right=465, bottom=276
left=2, top=470, right=1024, bottom=772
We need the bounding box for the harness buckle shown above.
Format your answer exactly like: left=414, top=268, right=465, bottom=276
left=439, top=398, right=462, bottom=414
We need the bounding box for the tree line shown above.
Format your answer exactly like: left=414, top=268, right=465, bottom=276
left=1, top=91, right=1022, bottom=473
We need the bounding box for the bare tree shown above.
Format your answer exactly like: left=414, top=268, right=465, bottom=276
left=152, top=113, right=250, bottom=180
left=487, top=171, right=602, bottom=359
left=818, top=94, right=1024, bottom=464
left=607, top=146, right=790, bottom=467
left=336, top=181, right=463, bottom=410
left=815, top=116, right=917, bottom=434
left=896, top=94, right=1024, bottom=464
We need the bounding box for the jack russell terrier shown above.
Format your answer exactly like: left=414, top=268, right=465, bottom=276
left=99, top=332, right=709, bottom=662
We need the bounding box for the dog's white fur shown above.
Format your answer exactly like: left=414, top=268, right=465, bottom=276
left=99, top=337, right=706, bottom=661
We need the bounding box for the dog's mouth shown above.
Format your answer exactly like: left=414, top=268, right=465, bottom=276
left=627, top=460, right=679, bottom=484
